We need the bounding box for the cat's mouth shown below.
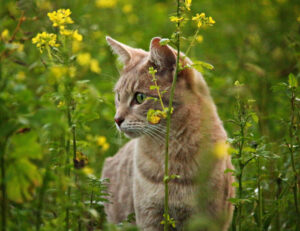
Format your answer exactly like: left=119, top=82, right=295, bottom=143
left=116, top=122, right=144, bottom=138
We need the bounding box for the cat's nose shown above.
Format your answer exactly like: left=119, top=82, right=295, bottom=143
left=114, top=117, right=124, bottom=126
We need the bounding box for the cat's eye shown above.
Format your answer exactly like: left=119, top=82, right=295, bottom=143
left=135, top=93, right=147, bottom=104
left=117, top=93, right=120, bottom=101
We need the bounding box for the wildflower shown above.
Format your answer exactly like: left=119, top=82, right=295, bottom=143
left=47, top=9, right=74, bottom=28
left=96, top=0, right=117, bottom=8
left=57, top=101, right=65, bottom=108
left=90, top=59, right=101, bottom=73
left=148, top=114, right=161, bottom=124
left=170, top=16, right=184, bottom=23
left=214, top=141, right=229, bottom=159
left=102, top=143, right=110, bottom=152
left=208, top=16, right=215, bottom=24
left=50, top=66, right=68, bottom=79
left=77, top=52, right=91, bottom=66
left=82, top=167, right=94, bottom=175
left=192, top=13, right=205, bottom=21
left=185, top=0, right=192, bottom=11
left=1, top=29, right=10, bottom=41
left=196, top=35, right=203, bottom=43
left=122, top=4, right=132, bottom=14
left=192, top=13, right=215, bottom=28
left=32, top=32, right=59, bottom=53
left=97, top=136, right=107, bottom=146
left=96, top=136, right=109, bottom=152
left=72, top=40, right=82, bottom=53
left=72, top=30, right=83, bottom=41
left=74, top=151, right=89, bottom=169
left=59, top=26, right=73, bottom=36
left=297, top=16, right=300, bottom=22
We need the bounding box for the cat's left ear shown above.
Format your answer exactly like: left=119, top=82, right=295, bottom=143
left=106, top=36, right=133, bottom=65
left=149, top=37, right=176, bottom=71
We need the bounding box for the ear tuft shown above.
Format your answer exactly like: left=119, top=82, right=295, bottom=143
left=106, top=36, right=132, bottom=64
left=149, top=37, right=176, bottom=71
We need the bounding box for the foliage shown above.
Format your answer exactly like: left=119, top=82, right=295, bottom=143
left=0, top=0, right=299, bottom=230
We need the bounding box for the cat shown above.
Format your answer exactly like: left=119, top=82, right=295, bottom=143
left=101, top=36, right=235, bottom=231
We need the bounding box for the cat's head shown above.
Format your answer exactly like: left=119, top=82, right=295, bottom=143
left=106, top=36, right=208, bottom=139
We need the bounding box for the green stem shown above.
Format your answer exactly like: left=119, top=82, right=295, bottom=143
left=164, top=1, right=180, bottom=230
left=1, top=139, right=7, bottom=231
left=257, top=157, right=263, bottom=231
left=65, top=100, right=72, bottom=231
left=185, top=27, right=200, bottom=56
left=36, top=168, right=51, bottom=231
left=289, top=88, right=300, bottom=230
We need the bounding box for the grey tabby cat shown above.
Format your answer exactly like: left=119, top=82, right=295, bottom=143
left=102, top=36, right=235, bottom=231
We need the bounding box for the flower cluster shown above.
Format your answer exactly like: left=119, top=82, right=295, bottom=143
left=96, top=136, right=109, bottom=151
left=77, top=53, right=101, bottom=74
left=47, top=9, right=73, bottom=27
left=48, top=9, right=82, bottom=41
left=192, top=13, right=215, bottom=28
left=32, top=32, right=59, bottom=53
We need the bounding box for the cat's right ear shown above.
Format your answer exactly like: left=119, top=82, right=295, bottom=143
left=149, top=37, right=176, bottom=71
left=106, top=36, right=132, bottom=65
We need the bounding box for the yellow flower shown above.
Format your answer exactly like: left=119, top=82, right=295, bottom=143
left=148, top=114, right=161, bottom=124
left=77, top=52, right=91, bottom=66
left=72, top=30, right=83, bottom=41
left=97, top=136, right=106, bottom=146
left=170, top=16, right=184, bottom=23
left=214, top=141, right=229, bottom=159
left=50, top=66, right=68, bottom=80
left=192, top=13, right=205, bottom=21
left=185, top=0, right=192, bottom=11
left=208, top=16, right=215, bottom=24
left=122, top=4, right=132, bottom=14
left=47, top=9, right=74, bottom=27
left=32, top=32, right=59, bottom=53
left=72, top=40, right=81, bottom=53
left=96, top=0, right=117, bottom=8
left=102, top=143, right=110, bottom=152
left=57, top=101, right=65, bottom=108
left=82, top=167, right=94, bottom=175
left=192, top=13, right=215, bottom=28
left=90, top=59, right=101, bottom=73
left=297, top=16, right=300, bottom=22
left=1, top=29, right=10, bottom=41
left=196, top=35, right=203, bottom=43
left=59, top=26, right=73, bottom=36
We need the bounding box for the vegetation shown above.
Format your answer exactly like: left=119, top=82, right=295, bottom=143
left=0, top=0, right=299, bottom=230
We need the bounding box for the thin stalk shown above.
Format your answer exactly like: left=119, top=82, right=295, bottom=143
left=257, top=156, right=263, bottom=231
left=65, top=102, right=72, bottom=231
left=163, top=0, right=180, bottom=230
left=288, top=88, right=299, bottom=229
left=238, top=125, right=245, bottom=231
left=185, top=27, right=200, bottom=57
left=36, top=168, right=51, bottom=231
left=0, top=138, right=8, bottom=231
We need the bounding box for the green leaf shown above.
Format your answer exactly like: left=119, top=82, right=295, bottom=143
left=192, top=61, right=214, bottom=71
left=288, top=73, right=298, bottom=88
left=159, top=38, right=170, bottom=46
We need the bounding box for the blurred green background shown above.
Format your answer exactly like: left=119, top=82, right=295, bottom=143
left=0, top=0, right=300, bottom=230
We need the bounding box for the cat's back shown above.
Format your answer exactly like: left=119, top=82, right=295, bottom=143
left=101, top=139, right=136, bottom=223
